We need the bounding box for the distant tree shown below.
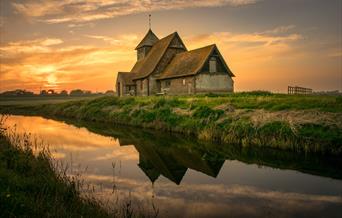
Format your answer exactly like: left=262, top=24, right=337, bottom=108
left=59, top=90, right=68, bottom=96
left=70, top=89, right=84, bottom=96
left=47, top=89, right=56, bottom=95
left=105, top=90, right=115, bottom=95
left=84, top=90, right=92, bottom=95
left=0, top=89, right=34, bottom=97
left=40, top=90, right=48, bottom=96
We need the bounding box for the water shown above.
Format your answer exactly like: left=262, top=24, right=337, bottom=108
left=3, top=115, right=342, bottom=218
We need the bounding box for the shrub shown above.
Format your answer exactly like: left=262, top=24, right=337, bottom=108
left=192, top=106, right=224, bottom=122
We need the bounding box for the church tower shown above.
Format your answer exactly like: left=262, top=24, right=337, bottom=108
left=135, top=29, right=158, bottom=60
left=135, top=15, right=159, bottom=60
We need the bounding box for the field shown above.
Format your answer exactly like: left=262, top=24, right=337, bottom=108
left=1, top=92, right=341, bottom=155
left=0, top=96, right=101, bottom=106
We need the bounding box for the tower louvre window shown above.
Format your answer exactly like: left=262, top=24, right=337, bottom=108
left=209, top=57, right=217, bottom=73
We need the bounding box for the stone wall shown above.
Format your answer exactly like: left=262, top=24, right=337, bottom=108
left=149, top=47, right=186, bottom=95
left=195, top=72, right=234, bottom=93
left=116, top=77, right=124, bottom=96
left=160, top=76, right=195, bottom=95
left=136, top=79, right=149, bottom=96
left=148, top=35, right=187, bottom=95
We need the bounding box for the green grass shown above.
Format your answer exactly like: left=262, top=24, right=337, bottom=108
left=0, top=96, right=101, bottom=106
left=0, top=119, right=158, bottom=218
left=1, top=93, right=341, bottom=155
left=0, top=132, right=111, bottom=217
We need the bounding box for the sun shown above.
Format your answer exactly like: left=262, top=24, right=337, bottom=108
left=37, top=65, right=56, bottom=74
left=47, top=74, right=57, bottom=87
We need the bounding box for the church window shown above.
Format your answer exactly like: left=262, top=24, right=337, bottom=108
left=165, top=80, right=171, bottom=87
left=209, top=57, right=217, bottom=73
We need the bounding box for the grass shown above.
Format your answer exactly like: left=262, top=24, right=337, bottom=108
left=0, top=116, right=157, bottom=218
left=0, top=125, right=110, bottom=217
left=0, top=93, right=341, bottom=155
left=0, top=96, right=101, bottom=106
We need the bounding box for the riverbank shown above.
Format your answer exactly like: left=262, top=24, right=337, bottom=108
left=0, top=124, right=112, bottom=217
left=1, top=92, right=341, bottom=155
left=0, top=117, right=154, bottom=218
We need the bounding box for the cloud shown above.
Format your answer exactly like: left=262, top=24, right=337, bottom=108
left=0, top=16, right=5, bottom=27
left=85, top=34, right=139, bottom=45
left=186, top=25, right=301, bottom=45
left=0, top=34, right=138, bottom=92
left=0, top=25, right=305, bottom=93
left=11, top=0, right=260, bottom=24
left=185, top=25, right=303, bottom=64
left=0, top=38, right=64, bottom=56
left=81, top=173, right=342, bottom=217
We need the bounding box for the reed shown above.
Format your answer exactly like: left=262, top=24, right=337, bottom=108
left=0, top=115, right=158, bottom=218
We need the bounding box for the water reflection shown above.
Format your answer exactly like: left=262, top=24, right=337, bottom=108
left=3, top=115, right=342, bottom=218
left=65, top=117, right=342, bottom=183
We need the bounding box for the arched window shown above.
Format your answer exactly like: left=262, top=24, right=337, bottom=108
left=209, top=57, right=217, bottom=73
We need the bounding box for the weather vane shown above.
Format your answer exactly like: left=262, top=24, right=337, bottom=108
left=149, top=14, right=151, bottom=29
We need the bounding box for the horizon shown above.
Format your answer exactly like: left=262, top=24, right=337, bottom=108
left=1, top=0, right=341, bottom=93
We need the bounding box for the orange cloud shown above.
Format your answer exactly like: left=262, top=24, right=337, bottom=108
left=12, top=0, right=260, bottom=24
left=0, top=34, right=139, bottom=92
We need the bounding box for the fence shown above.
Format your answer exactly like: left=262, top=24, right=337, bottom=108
left=288, top=86, right=312, bottom=95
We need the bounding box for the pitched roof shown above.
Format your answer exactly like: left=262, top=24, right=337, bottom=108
left=131, top=32, right=178, bottom=80
left=117, top=72, right=137, bottom=85
left=158, top=44, right=234, bottom=80
left=135, top=29, right=159, bottom=50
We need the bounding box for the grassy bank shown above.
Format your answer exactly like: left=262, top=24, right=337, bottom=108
left=0, top=118, right=155, bottom=218
left=0, top=127, right=112, bottom=217
left=1, top=92, right=341, bottom=155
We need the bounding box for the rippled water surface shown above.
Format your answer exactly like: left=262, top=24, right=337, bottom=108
left=3, top=115, right=342, bottom=218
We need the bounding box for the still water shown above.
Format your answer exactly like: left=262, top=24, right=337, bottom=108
left=3, top=115, right=342, bottom=218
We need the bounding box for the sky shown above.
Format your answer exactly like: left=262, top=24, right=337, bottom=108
left=0, top=0, right=341, bottom=93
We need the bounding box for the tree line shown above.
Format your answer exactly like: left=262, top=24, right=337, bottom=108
left=0, top=89, right=115, bottom=97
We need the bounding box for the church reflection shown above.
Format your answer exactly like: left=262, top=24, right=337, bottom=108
left=60, top=118, right=342, bottom=182
left=119, top=134, right=225, bottom=184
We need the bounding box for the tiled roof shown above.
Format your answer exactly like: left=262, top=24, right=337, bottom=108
left=135, top=29, right=159, bottom=50
left=158, top=44, right=234, bottom=80
left=131, top=32, right=177, bottom=80
left=117, top=72, right=137, bottom=85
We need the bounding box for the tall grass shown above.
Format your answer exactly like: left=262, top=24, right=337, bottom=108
left=0, top=116, right=158, bottom=218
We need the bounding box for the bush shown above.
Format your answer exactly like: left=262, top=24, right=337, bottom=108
left=192, top=106, right=224, bottom=122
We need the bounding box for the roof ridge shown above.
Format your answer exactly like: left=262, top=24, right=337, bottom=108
left=135, top=29, right=159, bottom=50
left=189, top=44, right=215, bottom=52
left=195, top=44, right=215, bottom=74
left=157, top=43, right=218, bottom=80
left=132, top=32, right=179, bottom=80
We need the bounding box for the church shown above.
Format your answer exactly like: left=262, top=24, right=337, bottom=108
left=116, top=28, right=235, bottom=96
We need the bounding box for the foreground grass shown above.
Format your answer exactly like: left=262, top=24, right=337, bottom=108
left=0, top=118, right=156, bottom=218
left=1, top=92, right=341, bottom=155
left=0, top=133, right=112, bottom=217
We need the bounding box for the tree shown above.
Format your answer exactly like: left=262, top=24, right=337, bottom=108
left=47, top=89, right=55, bottom=95
left=70, top=89, right=84, bottom=96
left=84, top=90, right=92, bottom=95
left=60, top=90, right=68, bottom=96
left=0, top=89, right=34, bottom=97
left=40, top=90, right=48, bottom=96
left=105, top=90, right=115, bottom=95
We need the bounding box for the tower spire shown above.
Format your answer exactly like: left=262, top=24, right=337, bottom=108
left=149, top=14, right=151, bottom=29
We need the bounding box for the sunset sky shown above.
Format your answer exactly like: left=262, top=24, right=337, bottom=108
left=0, top=0, right=341, bottom=93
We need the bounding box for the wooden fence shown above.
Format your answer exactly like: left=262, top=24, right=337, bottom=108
left=288, top=86, right=312, bottom=95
